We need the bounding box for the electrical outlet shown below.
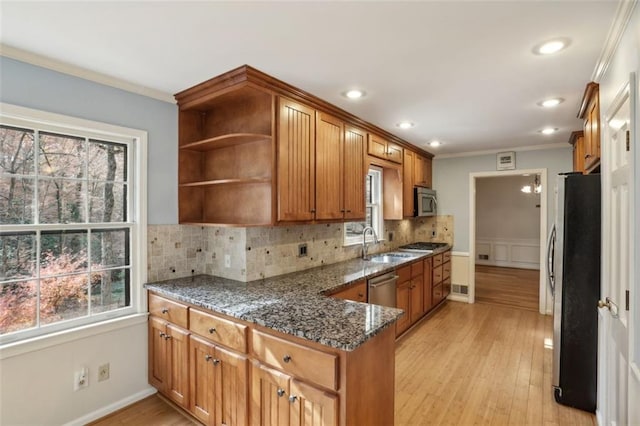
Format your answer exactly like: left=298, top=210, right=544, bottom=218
left=74, top=367, right=89, bottom=391
left=298, top=243, right=308, bottom=257
left=224, top=254, right=231, bottom=268
left=430, top=230, right=437, bottom=237
left=98, top=363, right=110, bottom=382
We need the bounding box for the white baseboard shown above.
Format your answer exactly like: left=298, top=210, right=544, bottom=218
left=63, top=387, right=157, bottom=426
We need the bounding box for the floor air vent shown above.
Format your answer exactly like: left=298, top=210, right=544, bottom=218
left=452, top=284, right=469, bottom=295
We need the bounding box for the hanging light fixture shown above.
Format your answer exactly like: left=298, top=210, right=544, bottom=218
left=522, top=175, right=542, bottom=194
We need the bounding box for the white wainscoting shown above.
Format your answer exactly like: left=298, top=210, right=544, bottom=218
left=475, top=238, right=540, bottom=270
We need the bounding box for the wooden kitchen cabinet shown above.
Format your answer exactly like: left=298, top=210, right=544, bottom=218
left=410, top=260, right=424, bottom=322
left=403, top=150, right=415, bottom=217
left=569, top=131, right=585, bottom=173
left=251, top=363, right=338, bottom=426
left=396, top=260, right=426, bottom=336
left=329, top=279, right=367, bottom=303
left=414, top=154, right=432, bottom=188
left=189, top=335, right=249, bottom=426
left=423, top=258, right=433, bottom=312
left=431, top=250, right=452, bottom=306
left=148, top=316, right=190, bottom=409
left=368, top=134, right=402, bottom=164
left=343, top=126, right=367, bottom=220
left=578, top=82, right=601, bottom=174
left=278, top=97, right=316, bottom=222
left=315, top=112, right=344, bottom=220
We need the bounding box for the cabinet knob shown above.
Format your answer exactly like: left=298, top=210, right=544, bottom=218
left=205, top=354, right=212, bottom=362
left=289, top=395, right=298, bottom=403
left=346, top=210, right=352, bottom=213
left=212, top=358, right=221, bottom=366
left=358, top=293, right=364, bottom=298
left=283, top=355, right=292, bottom=363
left=585, top=154, right=592, bottom=159
left=164, top=334, right=171, bottom=340
left=208, top=327, right=216, bottom=334
left=310, top=209, right=316, bottom=213
left=340, top=209, right=345, bottom=213
left=277, top=388, right=286, bottom=397
left=161, top=308, right=169, bottom=314
left=159, top=331, right=165, bottom=338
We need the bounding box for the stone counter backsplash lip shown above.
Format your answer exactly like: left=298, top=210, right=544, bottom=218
left=144, top=246, right=449, bottom=351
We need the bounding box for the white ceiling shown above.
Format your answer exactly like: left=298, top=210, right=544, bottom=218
left=0, top=1, right=619, bottom=155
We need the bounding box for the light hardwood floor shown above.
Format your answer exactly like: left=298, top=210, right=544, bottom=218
left=475, top=265, right=540, bottom=311
left=92, top=302, right=595, bottom=426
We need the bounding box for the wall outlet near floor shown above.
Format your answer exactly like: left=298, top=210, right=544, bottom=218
left=298, top=243, right=308, bottom=257
left=224, top=254, right=231, bottom=268
left=98, top=363, right=110, bottom=382
left=74, top=367, right=89, bottom=391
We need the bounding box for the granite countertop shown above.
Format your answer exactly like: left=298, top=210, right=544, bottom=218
left=145, top=245, right=450, bottom=351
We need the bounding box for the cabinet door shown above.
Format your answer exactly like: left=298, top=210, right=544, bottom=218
left=251, top=362, right=291, bottom=426
left=424, top=157, right=432, bottom=189
left=315, top=112, right=344, bottom=220
left=414, top=154, right=425, bottom=187
left=584, top=95, right=600, bottom=171
left=423, top=259, right=433, bottom=311
left=410, top=277, right=423, bottom=323
left=166, top=323, right=190, bottom=408
left=343, top=126, right=366, bottom=220
left=190, top=335, right=216, bottom=425
left=149, top=317, right=167, bottom=392
left=278, top=98, right=316, bottom=221
left=403, top=150, right=414, bottom=217
left=216, top=346, right=249, bottom=426
left=290, top=379, right=338, bottom=426
left=395, top=281, right=412, bottom=336
left=386, top=143, right=403, bottom=164
left=367, top=134, right=387, bottom=160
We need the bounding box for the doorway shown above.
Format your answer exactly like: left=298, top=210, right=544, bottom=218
left=468, top=169, right=549, bottom=315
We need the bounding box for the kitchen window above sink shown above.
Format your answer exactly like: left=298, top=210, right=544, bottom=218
left=344, top=166, right=383, bottom=246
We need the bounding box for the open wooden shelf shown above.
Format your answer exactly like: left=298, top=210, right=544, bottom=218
left=180, top=133, right=272, bottom=151
left=179, top=177, right=271, bottom=187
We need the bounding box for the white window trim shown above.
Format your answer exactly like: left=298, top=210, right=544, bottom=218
left=343, top=166, right=384, bottom=247
left=0, top=102, right=148, bottom=350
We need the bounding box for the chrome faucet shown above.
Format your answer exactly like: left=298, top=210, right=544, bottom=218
left=362, top=226, right=379, bottom=260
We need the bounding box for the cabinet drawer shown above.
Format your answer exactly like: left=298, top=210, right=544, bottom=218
left=433, top=283, right=443, bottom=303
left=149, top=293, right=188, bottom=328
left=189, top=308, right=248, bottom=353
left=433, top=253, right=443, bottom=267
left=411, top=260, right=424, bottom=278
left=443, top=250, right=451, bottom=263
left=252, top=330, right=338, bottom=391
left=330, top=280, right=367, bottom=303
left=397, top=264, right=411, bottom=284
left=443, top=262, right=451, bottom=280
left=433, top=265, right=443, bottom=283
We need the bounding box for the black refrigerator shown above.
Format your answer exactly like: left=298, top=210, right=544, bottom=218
left=547, top=173, right=600, bottom=413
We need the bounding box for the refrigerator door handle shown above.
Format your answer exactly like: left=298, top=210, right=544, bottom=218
left=546, top=224, right=556, bottom=296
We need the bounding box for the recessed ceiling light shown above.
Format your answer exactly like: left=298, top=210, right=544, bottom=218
left=429, top=140, right=441, bottom=147
left=540, top=127, right=558, bottom=135
left=344, top=89, right=365, bottom=99
left=533, top=38, right=570, bottom=55
left=396, top=121, right=414, bottom=129
left=538, top=98, right=564, bottom=108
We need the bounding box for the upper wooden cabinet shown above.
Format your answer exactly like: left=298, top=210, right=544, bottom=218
left=368, top=134, right=402, bottom=164
left=175, top=65, right=432, bottom=225
left=278, top=98, right=316, bottom=222
left=402, top=148, right=433, bottom=217
left=568, top=131, right=585, bottom=173
left=578, top=82, right=601, bottom=174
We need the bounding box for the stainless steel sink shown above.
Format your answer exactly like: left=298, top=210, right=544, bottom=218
left=368, top=252, right=416, bottom=263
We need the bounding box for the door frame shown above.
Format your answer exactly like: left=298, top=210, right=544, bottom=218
left=468, top=168, right=549, bottom=314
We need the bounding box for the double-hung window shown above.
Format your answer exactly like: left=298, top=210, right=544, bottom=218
left=344, top=166, right=383, bottom=246
left=0, top=104, right=146, bottom=345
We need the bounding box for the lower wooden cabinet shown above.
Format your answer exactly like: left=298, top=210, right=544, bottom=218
left=189, top=335, right=248, bottom=426
left=395, top=279, right=412, bottom=336
left=148, top=316, right=190, bottom=408
left=328, top=279, right=366, bottom=303
left=251, top=362, right=338, bottom=426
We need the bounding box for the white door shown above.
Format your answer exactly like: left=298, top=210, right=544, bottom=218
left=599, top=74, right=638, bottom=425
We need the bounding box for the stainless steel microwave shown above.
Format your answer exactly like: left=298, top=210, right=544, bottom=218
left=414, top=188, right=437, bottom=217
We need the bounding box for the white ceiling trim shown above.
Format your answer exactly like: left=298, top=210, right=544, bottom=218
left=434, top=142, right=569, bottom=160
left=591, top=0, right=637, bottom=83
left=0, top=44, right=176, bottom=104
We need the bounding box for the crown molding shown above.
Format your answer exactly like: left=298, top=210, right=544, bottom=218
left=0, top=44, right=175, bottom=104
left=591, top=0, right=638, bottom=83
left=434, top=142, right=568, bottom=159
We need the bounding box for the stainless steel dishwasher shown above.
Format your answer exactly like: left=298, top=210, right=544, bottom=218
left=367, top=271, right=398, bottom=308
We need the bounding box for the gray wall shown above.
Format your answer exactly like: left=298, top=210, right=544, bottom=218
left=433, top=147, right=572, bottom=251
left=0, top=57, right=178, bottom=224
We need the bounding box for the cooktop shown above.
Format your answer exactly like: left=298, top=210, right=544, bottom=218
left=399, top=242, right=448, bottom=252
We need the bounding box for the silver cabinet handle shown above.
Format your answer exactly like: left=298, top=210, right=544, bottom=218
left=212, top=358, right=221, bottom=365
left=161, top=308, right=169, bottom=314
left=289, top=395, right=298, bottom=403
left=159, top=331, right=165, bottom=338
left=283, top=355, right=291, bottom=363
left=277, top=388, right=286, bottom=397
left=164, top=334, right=171, bottom=340
left=208, top=327, right=216, bottom=334
left=205, top=354, right=212, bottom=362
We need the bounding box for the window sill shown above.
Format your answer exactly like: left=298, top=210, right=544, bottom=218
left=0, top=313, right=149, bottom=360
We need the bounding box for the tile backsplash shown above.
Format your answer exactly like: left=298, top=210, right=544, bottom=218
left=147, top=215, right=454, bottom=282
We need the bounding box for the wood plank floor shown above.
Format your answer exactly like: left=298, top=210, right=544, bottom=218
left=475, top=265, right=540, bottom=311
left=92, top=303, right=595, bottom=426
